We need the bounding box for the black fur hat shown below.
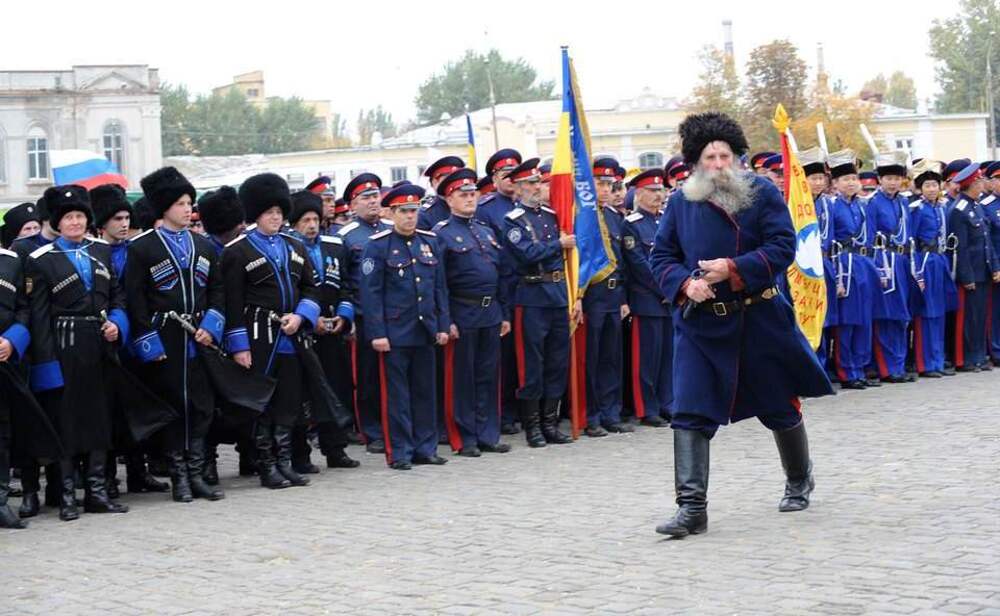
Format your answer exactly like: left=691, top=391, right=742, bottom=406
left=197, top=186, right=245, bottom=236
left=289, top=190, right=323, bottom=225
left=45, top=185, right=92, bottom=231
left=131, top=197, right=157, bottom=230
left=679, top=112, right=749, bottom=166
left=89, top=183, right=132, bottom=229
left=140, top=166, right=197, bottom=218
left=239, top=173, right=291, bottom=223
left=1, top=202, right=41, bottom=248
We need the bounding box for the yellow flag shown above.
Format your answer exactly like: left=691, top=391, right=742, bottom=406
left=773, top=104, right=827, bottom=350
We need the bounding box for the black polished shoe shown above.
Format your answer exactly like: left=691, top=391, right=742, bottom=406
left=603, top=422, right=635, bottom=433
left=18, top=492, right=40, bottom=519
left=365, top=440, right=386, bottom=455
left=640, top=416, right=669, bottom=427
left=920, top=370, right=944, bottom=378
left=186, top=442, right=225, bottom=501
left=519, top=400, right=546, bottom=448
left=127, top=471, right=170, bottom=494
left=413, top=455, right=448, bottom=465
left=840, top=380, right=866, bottom=390
left=83, top=494, right=130, bottom=514
left=202, top=458, right=220, bottom=486
left=956, top=364, right=980, bottom=372
left=500, top=423, right=520, bottom=435
left=326, top=450, right=361, bottom=469
left=584, top=425, right=609, bottom=437
left=292, top=462, right=321, bottom=475
left=389, top=460, right=412, bottom=471
left=478, top=442, right=511, bottom=453
left=978, top=361, right=993, bottom=372
left=881, top=374, right=906, bottom=384
left=864, top=378, right=882, bottom=387
left=942, top=366, right=957, bottom=376
left=458, top=447, right=482, bottom=458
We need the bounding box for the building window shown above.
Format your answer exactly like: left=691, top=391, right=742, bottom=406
left=350, top=169, right=366, bottom=179
left=0, top=130, right=6, bottom=184
left=286, top=173, right=304, bottom=187
left=26, top=126, right=48, bottom=180
left=638, top=152, right=664, bottom=169
left=246, top=88, right=259, bottom=98
left=390, top=166, right=408, bottom=183
left=893, top=137, right=914, bottom=151
left=103, top=120, right=125, bottom=172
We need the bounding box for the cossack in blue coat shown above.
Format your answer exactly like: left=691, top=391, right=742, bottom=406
left=649, top=175, right=833, bottom=426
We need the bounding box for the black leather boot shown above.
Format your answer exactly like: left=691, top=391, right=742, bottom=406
left=773, top=421, right=815, bottom=512
left=18, top=491, right=39, bottom=519
left=202, top=445, right=220, bottom=486
left=325, top=448, right=360, bottom=468
left=58, top=459, right=80, bottom=521
left=255, top=423, right=290, bottom=490
left=655, top=429, right=709, bottom=538
left=187, top=440, right=225, bottom=501
left=126, top=454, right=169, bottom=493
left=167, top=450, right=193, bottom=503
left=540, top=399, right=573, bottom=444
left=105, top=451, right=121, bottom=500
left=18, top=463, right=40, bottom=518
left=0, top=447, right=26, bottom=529
left=83, top=451, right=129, bottom=514
left=274, top=425, right=309, bottom=487
left=519, top=400, right=546, bottom=448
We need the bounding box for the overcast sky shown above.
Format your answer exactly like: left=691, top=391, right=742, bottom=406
left=5, top=0, right=958, bottom=129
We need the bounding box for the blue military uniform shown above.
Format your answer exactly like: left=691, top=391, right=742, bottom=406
left=982, top=161, right=1000, bottom=363
left=948, top=164, right=1000, bottom=370
left=502, top=158, right=572, bottom=447
left=620, top=173, right=672, bottom=424
left=417, top=156, right=465, bottom=231
left=910, top=192, right=957, bottom=375
left=867, top=181, right=914, bottom=380
left=433, top=169, right=510, bottom=454
left=337, top=173, right=391, bottom=448
left=360, top=184, right=449, bottom=469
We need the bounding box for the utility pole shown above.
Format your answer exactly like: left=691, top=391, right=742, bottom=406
left=483, top=29, right=499, bottom=152
left=988, top=39, right=997, bottom=159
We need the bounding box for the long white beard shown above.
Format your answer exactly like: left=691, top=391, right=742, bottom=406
left=682, top=165, right=756, bottom=215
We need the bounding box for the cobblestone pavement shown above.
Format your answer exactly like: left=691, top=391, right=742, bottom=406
left=3, top=371, right=999, bottom=615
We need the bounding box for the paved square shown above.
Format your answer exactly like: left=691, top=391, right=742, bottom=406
left=3, top=372, right=999, bottom=615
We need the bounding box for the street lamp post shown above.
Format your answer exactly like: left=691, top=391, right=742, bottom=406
left=988, top=37, right=997, bottom=159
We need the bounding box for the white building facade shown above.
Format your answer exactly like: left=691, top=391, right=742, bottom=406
left=0, top=65, right=162, bottom=205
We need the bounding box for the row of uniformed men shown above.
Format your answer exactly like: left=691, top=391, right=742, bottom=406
left=748, top=147, right=1000, bottom=386
left=0, top=149, right=682, bottom=528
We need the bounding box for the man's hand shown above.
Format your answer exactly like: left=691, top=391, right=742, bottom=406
left=559, top=233, right=576, bottom=249
left=965, top=282, right=976, bottom=291
left=620, top=304, right=630, bottom=320
left=917, top=279, right=926, bottom=292
left=449, top=324, right=460, bottom=340
left=102, top=321, right=120, bottom=343
left=280, top=313, right=303, bottom=336
left=435, top=332, right=450, bottom=346
left=837, top=282, right=847, bottom=298
left=697, top=259, right=730, bottom=284
left=234, top=351, right=252, bottom=369
left=329, top=316, right=345, bottom=334
left=572, top=300, right=583, bottom=327
left=0, top=338, right=12, bottom=362
left=685, top=278, right=716, bottom=303
left=500, top=321, right=511, bottom=337
left=993, top=271, right=1000, bottom=283
left=372, top=337, right=391, bottom=353
left=194, top=328, right=213, bottom=347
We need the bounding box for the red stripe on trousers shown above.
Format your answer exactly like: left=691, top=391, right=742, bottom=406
left=349, top=339, right=366, bottom=443
left=955, top=287, right=966, bottom=368
left=442, top=341, right=462, bottom=452
left=378, top=353, right=392, bottom=464
left=987, top=287, right=995, bottom=357
left=913, top=317, right=926, bottom=374
left=790, top=396, right=802, bottom=415
left=514, top=307, right=526, bottom=390
left=833, top=327, right=849, bottom=383
left=630, top=316, right=645, bottom=418
left=872, top=322, right=889, bottom=378
left=574, top=325, right=587, bottom=415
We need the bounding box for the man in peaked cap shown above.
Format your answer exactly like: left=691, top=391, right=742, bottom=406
left=434, top=168, right=512, bottom=457
left=338, top=172, right=391, bottom=453
left=858, top=171, right=879, bottom=196
left=503, top=158, right=576, bottom=448
left=942, top=158, right=971, bottom=209
left=305, top=175, right=332, bottom=196
left=868, top=151, right=916, bottom=383
left=580, top=156, right=632, bottom=437
left=476, top=149, right=523, bottom=434
left=360, top=183, right=450, bottom=469
left=948, top=163, right=1000, bottom=371
left=418, top=156, right=465, bottom=231
left=982, top=161, right=1000, bottom=365
left=749, top=151, right=777, bottom=176
left=621, top=169, right=672, bottom=427
left=476, top=175, right=495, bottom=197
left=649, top=112, right=832, bottom=538
left=666, top=160, right=691, bottom=193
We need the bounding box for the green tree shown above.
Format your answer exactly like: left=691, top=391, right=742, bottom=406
left=860, top=71, right=917, bottom=108
left=184, top=89, right=260, bottom=156
left=160, top=83, right=193, bottom=156
left=687, top=45, right=742, bottom=119
left=742, top=40, right=808, bottom=151
left=414, top=49, right=555, bottom=125
left=861, top=73, right=888, bottom=100
left=356, top=106, right=398, bottom=145
left=256, top=97, right=321, bottom=154
left=929, top=0, right=1000, bottom=140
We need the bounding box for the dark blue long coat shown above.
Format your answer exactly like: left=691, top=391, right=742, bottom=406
left=649, top=175, right=833, bottom=425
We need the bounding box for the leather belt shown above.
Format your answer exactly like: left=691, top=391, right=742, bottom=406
left=452, top=294, right=494, bottom=308
left=697, top=286, right=779, bottom=317
left=522, top=271, right=564, bottom=284
left=918, top=243, right=943, bottom=254
left=843, top=246, right=869, bottom=256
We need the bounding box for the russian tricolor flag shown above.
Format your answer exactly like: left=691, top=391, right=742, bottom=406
left=51, top=150, right=128, bottom=189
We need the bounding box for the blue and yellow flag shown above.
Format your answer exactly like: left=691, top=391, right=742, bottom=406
left=773, top=104, right=827, bottom=350
left=465, top=113, right=477, bottom=174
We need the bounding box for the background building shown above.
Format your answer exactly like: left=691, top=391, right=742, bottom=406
left=213, top=71, right=336, bottom=141
left=0, top=65, right=162, bottom=204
